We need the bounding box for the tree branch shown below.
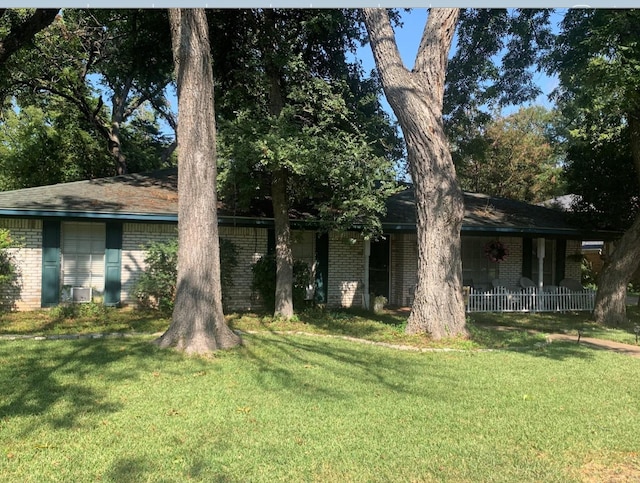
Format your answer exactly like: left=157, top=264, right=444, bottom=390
left=362, top=8, right=408, bottom=82
left=0, top=9, right=59, bottom=66
left=414, top=9, right=459, bottom=84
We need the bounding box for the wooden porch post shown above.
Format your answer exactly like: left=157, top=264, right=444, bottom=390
left=537, top=238, right=545, bottom=290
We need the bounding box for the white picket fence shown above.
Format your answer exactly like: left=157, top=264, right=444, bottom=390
left=465, top=287, right=595, bottom=313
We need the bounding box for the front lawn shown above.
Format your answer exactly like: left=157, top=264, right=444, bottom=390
left=2, top=304, right=639, bottom=349
left=1, top=333, right=639, bottom=482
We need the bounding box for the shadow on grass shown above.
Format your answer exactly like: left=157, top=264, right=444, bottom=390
left=0, top=338, right=173, bottom=432
left=227, top=307, right=411, bottom=351
left=235, top=328, right=486, bottom=406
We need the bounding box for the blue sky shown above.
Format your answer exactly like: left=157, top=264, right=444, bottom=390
left=350, top=8, right=558, bottom=122
left=159, top=9, right=559, bottom=134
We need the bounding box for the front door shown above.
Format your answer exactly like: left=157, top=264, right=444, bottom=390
left=369, top=237, right=390, bottom=299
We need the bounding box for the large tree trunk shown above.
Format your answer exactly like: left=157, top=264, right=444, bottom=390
left=593, top=215, right=640, bottom=325
left=364, top=8, right=467, bottom=339
left=264, top=22, right=294, bottom=319
left=593, top=113, right=640, bottom=325
left=109, top=82, right=132, bottom=175
left=272, top=168, right=294, bottom=318
left=155, top=8, right=240, bottom=354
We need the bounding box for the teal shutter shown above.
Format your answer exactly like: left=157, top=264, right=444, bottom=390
left=41, top=220, right=61, bottom=307
left=104, top=222, right=122, bottom=306
left=315, top=233, right=329, bottom=304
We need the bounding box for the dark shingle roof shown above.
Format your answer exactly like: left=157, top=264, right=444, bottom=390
left=0, top=169, right=619, bottom=239
left=0, top=168, right=179, bottom=219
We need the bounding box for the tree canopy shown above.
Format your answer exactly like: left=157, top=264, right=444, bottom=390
left=545, top=8, right=640, bottom=325
left=453, top=106, right=564, bottom=203
left=211, top=9, right=402, bottom=317
left=1, top=8, right=176, bottom=181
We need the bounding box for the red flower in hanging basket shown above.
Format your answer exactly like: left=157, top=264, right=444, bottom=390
left=484, top=240, right=508, bottom=263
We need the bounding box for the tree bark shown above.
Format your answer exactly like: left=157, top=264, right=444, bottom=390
left=264, top=15, right=294, bottom=319
left=364, top=8, right=467, bottom=339
left=593, top=113, right=640, bottom=326
left=272, top=168, right=294, bottom=318
left=155, top=8, right=240, bottom=353
left=593, top=216, right=640, bottom=325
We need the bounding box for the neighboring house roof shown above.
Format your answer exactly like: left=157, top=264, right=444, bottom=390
left=0, top=168, right=619, bottom=239
left=538, top=194, right=582, bottom=211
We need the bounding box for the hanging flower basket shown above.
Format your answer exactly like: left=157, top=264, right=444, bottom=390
left=484, top=240, right=508, bottom=263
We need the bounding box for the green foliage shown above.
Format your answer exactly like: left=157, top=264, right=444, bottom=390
left=133, top=239, right=178, bottom=314
left=49, top=301, right=110, bottom=320
left=581, top=256, right=598, bottom=289
left=2, top=9, right=175, bottom=178
left=452, top=106, right=565, bottom=202
left=133, top=237, right=238, bottom=314
left=214, top=9, right=402, bottom=238
left=251, top=255, right=311, bottom=312
left=544, top=10, right=640, bottom=231
left=0, top=102, right=114, bottom=189
left=563, top=127, right=639, bottom=230
left=445, top=9, right=553, bottom=127
left=0, top=228, right=19, bottom=310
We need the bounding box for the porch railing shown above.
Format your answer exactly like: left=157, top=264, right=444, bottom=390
left=465, top=287, right=595, bottom=313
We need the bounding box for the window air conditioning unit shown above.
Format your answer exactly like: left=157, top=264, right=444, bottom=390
left=71, top=287, right=92, bottom=303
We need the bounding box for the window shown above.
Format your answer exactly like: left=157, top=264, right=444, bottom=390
left=61, top=222, right=106, bottom=291
left=461, top=237, right=498, bottom=290
left=531, top=238, right=555, bottom=286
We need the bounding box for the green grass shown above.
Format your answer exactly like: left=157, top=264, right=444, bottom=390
left=2, top=304, right=640, bottom=350
left=0, top=304, right=170, bottom=336
left=469, top=307, right=640, bottom=345
left=1, top=333, right=639, bottom=482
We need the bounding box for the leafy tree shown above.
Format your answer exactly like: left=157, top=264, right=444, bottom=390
left=0, top=228, right=20, bottom=310
left=251, top=255, right=311, bottom=313
left=0, top=100, right=113, bottom=189
left=134, top=238, right=238, bottom=314
left=563, top=127, right=638, bottom=231
left=4, top=9, right=175, bottom=176
left=0, top=8, right=58, bottom=66
left=212, top=9, right=401, bottom=319
left=545, top=9, right=640, bottom=326
left=363, top=8, right=552, bottom=338
left=453, top=106, right=564, bottom=203
left=154, top=8, right=240, bottom=354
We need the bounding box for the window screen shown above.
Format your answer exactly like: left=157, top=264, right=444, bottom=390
left=61, top=222, right=106, bottom=291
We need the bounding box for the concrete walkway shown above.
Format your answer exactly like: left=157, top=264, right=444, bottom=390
left=546, top=333, right=640, bottom=358
left=2, top=325, right=640, bottom=358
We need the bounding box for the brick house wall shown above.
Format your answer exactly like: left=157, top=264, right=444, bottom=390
left=386, top=234, right=583, bottom=306
left=0, top=216, right=587, bottom=312
left=121, top=223, right=178, bottom=306
left=327, top=231, right=365, bottom=308
left=218, top=226, right=268, bottom=311
left=390, top=233, right=417, bottom=307
left=565, top=239, right=583, bottom=281
left=496, top=237, right=523, bottom=289
left=122, top=224, right=270, bottom=312
left=0, top=218, right=42, bottom=310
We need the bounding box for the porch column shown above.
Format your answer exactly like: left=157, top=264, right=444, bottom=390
left=537, top=237, right=545, bottom=290
left=363, top=239, right=371, bottom=309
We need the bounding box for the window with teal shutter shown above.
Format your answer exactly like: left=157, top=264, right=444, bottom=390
left=41, top=220, right=61, bottom=307
left=104, top=222, right=122, bottom=306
